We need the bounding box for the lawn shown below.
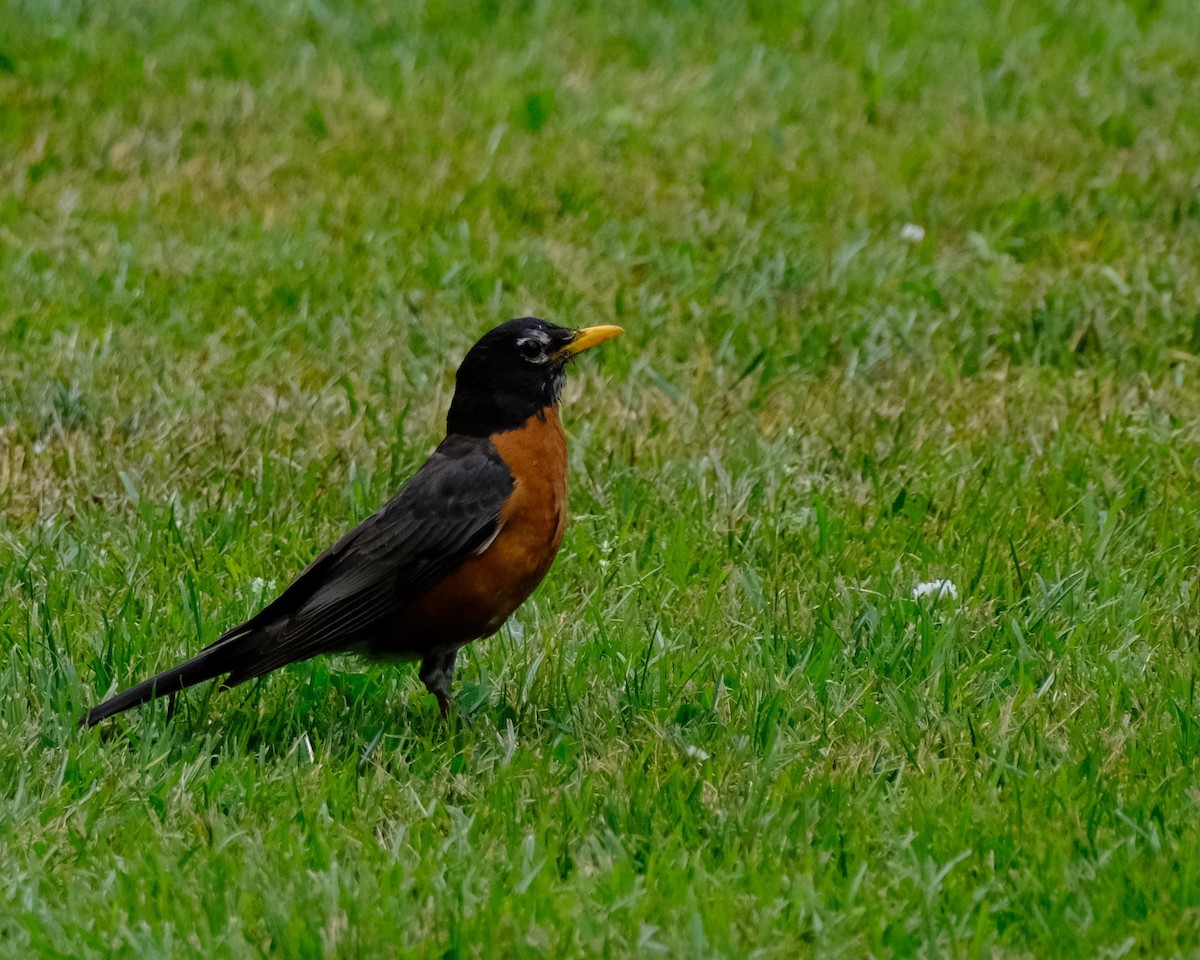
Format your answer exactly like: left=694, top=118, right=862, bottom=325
left=3, top=0, right=1200, bottom=956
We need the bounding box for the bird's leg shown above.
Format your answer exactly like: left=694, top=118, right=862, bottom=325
left=419, top=650, right=458, bottom=719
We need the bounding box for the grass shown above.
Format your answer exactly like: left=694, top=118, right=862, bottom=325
left=2, top=0, right=1200, bottom=955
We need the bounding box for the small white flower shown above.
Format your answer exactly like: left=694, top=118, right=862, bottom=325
left=684, top=745, right=710, bottom=761
left=912, top=579, right=958, bottom=601
left=900, top=223, right=926, bottom=243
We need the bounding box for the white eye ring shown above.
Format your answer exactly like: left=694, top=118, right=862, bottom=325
left=517, top=337, right=548, bottom=362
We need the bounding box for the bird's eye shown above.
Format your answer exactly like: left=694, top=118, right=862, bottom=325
left=518, top=339, right=544, bottom=361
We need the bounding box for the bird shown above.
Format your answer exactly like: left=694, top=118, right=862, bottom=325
left=82, top=317, right=622, bottom=726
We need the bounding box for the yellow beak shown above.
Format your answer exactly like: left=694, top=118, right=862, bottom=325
left=556, top=325, right=624, bottom=360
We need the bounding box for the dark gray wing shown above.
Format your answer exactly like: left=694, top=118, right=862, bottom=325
left=211, top=433, right=512, bottom=683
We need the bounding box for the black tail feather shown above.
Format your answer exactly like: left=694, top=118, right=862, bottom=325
left=81, top=626, right=257, bottom=727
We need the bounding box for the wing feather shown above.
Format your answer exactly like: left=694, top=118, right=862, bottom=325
left=215, top=434, right=512, bottom=683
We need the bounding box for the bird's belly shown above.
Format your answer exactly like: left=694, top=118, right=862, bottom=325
left=388, top=409, right=568, bottom=650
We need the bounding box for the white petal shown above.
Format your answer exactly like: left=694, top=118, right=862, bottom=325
left=912, top=579, right=958, bottom=601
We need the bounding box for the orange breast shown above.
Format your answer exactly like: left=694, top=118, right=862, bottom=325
left=397, top=407, right=568, bottom=647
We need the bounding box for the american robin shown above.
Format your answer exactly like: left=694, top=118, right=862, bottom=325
left=82, top=317, right=622, bottom=726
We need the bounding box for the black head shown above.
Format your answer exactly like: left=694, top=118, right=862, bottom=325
left=446, top=317, right=622, bottom=436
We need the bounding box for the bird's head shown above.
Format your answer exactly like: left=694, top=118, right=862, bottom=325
left=446, top=317, right=623, bottom=436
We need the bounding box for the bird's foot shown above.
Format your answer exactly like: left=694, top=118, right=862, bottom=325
left=419, top=650, right=462, bottom=723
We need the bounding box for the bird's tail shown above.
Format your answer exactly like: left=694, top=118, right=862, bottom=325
left=80, top=624, right=259, bottom=727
